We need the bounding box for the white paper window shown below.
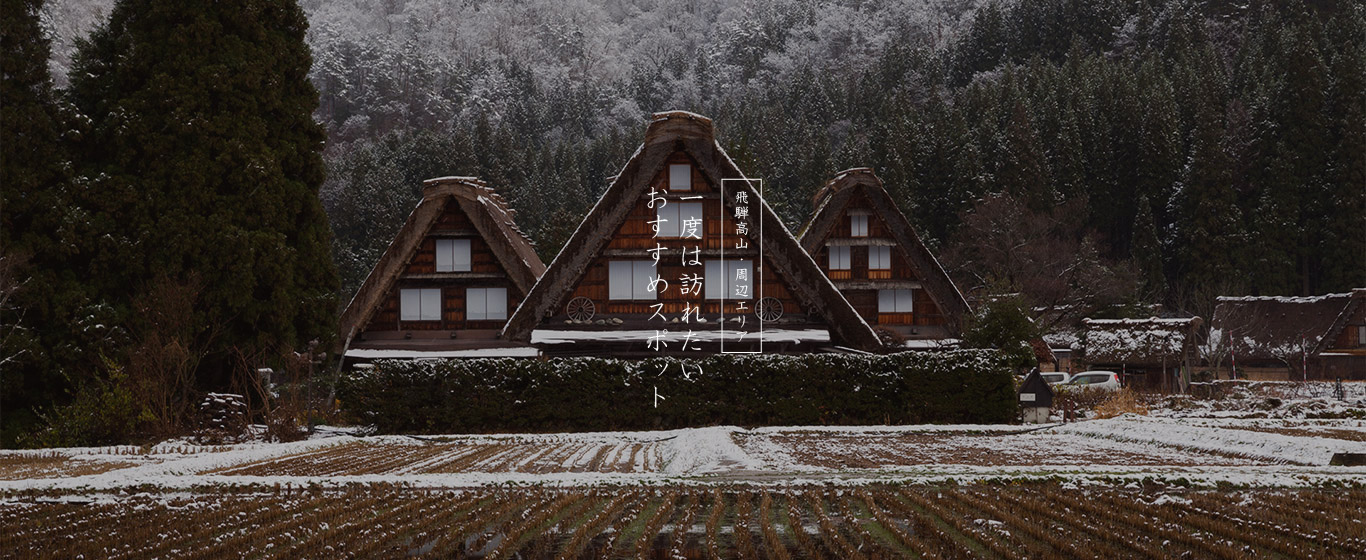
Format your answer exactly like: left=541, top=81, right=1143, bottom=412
left=704, top=260, right=753, bottom=300
left=851, top=214, right=869, bottom=237
left=400, top=288, right=442, bottom=321
left=878, top=289, right=914, bottom=313
left=609, top=260, right=657, bottom=300
left=654, top=202, right=702, bottom=238
left=869, top=246, right=892, bottom=270
left=466, top=287, right=507, bottom=321
left=829, top=246, right=851, bottom=270
left=669, top=164, right=691, bottom=191
left=1359, top=326, right=1366, bottom=346
left=435, top=239, right=471, bottom=272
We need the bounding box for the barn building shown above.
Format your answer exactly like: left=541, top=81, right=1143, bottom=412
left=501, top=111, right=882, bottom=355
left=337, top=177, right=545, bottom=359
left=796, top=168, right=971, bottom=343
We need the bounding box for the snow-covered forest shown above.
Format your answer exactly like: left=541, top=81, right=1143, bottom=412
left=42, top=0, right=1366, bottom=307
left=5, top=0, right=1362, bottom=446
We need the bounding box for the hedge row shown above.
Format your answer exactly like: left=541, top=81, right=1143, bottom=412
left=338, top=350, right=1018, bottom=434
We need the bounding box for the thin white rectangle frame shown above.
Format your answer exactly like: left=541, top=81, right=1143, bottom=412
left=720, top=178, right=763, bottom=354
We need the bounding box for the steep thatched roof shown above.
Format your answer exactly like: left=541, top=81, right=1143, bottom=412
left=1211, top=293, right=1354, bottom=361
left=501, top=111, right=882, bottom=351
left=797, top=168, right=971, bottom=331
left=337, top=177, right=546, bottom=345
left=1077, top=317, right=1202, bottom=365
left=1314, top=289, right=1366, bottom=355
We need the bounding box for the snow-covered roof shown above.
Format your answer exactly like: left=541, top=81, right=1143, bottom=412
left=1215, top=293, right=1351, bottom=304
left=1077, top=317, right=1201, bottom=365
left=530, top=328, right=831, bottom=345
left=345, top=347, right=541, bottom=359
left=1210, top=292, right=1355, bottom=361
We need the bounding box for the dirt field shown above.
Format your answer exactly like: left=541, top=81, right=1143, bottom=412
left=2, top=382, right=1363, bottom=558
left=4, top=484, right=1363, bottom=559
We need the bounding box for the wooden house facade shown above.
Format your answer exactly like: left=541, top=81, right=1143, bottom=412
left=501, top=112, right=882, bottom=355
left=796, top=169, right=970, bottom=341
left=337, top=177, right=545, bottom=358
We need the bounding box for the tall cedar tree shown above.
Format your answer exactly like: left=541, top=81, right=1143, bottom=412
left=65, top=0, right=339, bottom=385
left=1, top=0, right=89, bottom=444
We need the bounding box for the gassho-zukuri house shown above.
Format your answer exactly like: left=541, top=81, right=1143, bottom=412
left=337, top=177, right=546, bottom=360
left=797, top=168, right=970, bottom=344
left=339, top=111, right=972, bottom=360
left=1210, top=289, right=1366, bottom=379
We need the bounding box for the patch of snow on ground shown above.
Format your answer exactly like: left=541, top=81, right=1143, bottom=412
left=659, top=427, right=761, bottom=474
left=1054, top=415, right=1365, bottom=465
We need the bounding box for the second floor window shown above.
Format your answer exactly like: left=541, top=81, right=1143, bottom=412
left=655, top=202, right=703, bottom=238
left=400, top=288, right=442, bottom=321
left=609, top=260, right=658, bottom=300
left=869, top=246, right=892, bottom=270
left=829, top=245, right=851, bottom=270
left=704, top=260, right=753, bottom=300
left=466, top=287, right=508, bottom=321
left=435, top=239, right=472, bottom=272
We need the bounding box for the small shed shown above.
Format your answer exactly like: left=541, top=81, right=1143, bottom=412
left=1017, top=370, right=1054, bottom=424
left=1075, top=317, right=1203, bottom=391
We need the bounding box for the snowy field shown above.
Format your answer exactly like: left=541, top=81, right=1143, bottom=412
left=2, top=415, right=1364, bottom=491
left=3, top=382, right=1364, bottom=558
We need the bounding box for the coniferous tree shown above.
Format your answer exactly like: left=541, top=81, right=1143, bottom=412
left=1131, top=195, right=1166, bottom=300
left=1318, top=7, right=1366, bottom=291
left=1174, top=87, right=1246, bottom=291
left=66, top=0, right=339, bottom=384
left=1249, top=22, right=1328, bottom=294
left=0, top=0, right=90, bottom=444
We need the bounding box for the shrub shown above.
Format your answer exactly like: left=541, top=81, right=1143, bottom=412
left=961, top=295, right=1039, bottom=371
left=24, top=359, right=148, bottom=448
left=338, top=350, right=1018, bottom=434
left=1093, top=389, right=1149, bottom=419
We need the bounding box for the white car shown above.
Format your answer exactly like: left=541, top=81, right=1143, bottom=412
left=1063, top=371, right=1122, bottom=391
left=1042, top=372, right=1071, bottom=385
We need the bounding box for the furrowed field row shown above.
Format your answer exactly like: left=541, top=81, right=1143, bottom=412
left=4, top=485, right=1363, bottom=559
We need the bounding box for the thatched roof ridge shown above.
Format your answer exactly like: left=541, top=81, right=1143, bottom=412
left=1210, top=293, right=1352, bottom=361
left=796, top=168, right=971, bottom=332
left=336, top=177, right=546, bottom=347
left=501, top=111, right=882, bottom=350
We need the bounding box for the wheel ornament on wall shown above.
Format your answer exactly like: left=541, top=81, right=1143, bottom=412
left=566, top=297, right=596, bottom=321
left=755, top=297, right=783, bottom=321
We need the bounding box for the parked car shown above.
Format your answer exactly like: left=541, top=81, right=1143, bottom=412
left=1042, top=372, right=1071, bottom=385
left=1063, top=371, right=1122, bottom=391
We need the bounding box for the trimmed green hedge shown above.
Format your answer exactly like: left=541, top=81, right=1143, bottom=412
left=339, top=351, right=1018, bottom=433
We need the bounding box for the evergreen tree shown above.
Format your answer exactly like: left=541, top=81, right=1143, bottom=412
left=1173, top=88, right=1246, bottom=291
left=1131, top=195, right=1166, bottom=300
left=0, top=0, right=90, bottom=444
left=65, top=0, right=339, bottom=384
left=1249, top=22, right=1328, bottom=294
left=1318, top=7, right=1366, bottom=291
left=954, top=1, right=1009, bottom=84
left=997, top=98, right=1054, bottom=210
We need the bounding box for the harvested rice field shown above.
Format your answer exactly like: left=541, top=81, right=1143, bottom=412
left=3, top=411, right=1364, bottom=558
left=3, top=484, right=1364, bottom=559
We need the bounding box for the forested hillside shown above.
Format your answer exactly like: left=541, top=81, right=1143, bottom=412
left=9, top=0, right=1363, bottom=445
left=43, top=0, right=1364, bottom=311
